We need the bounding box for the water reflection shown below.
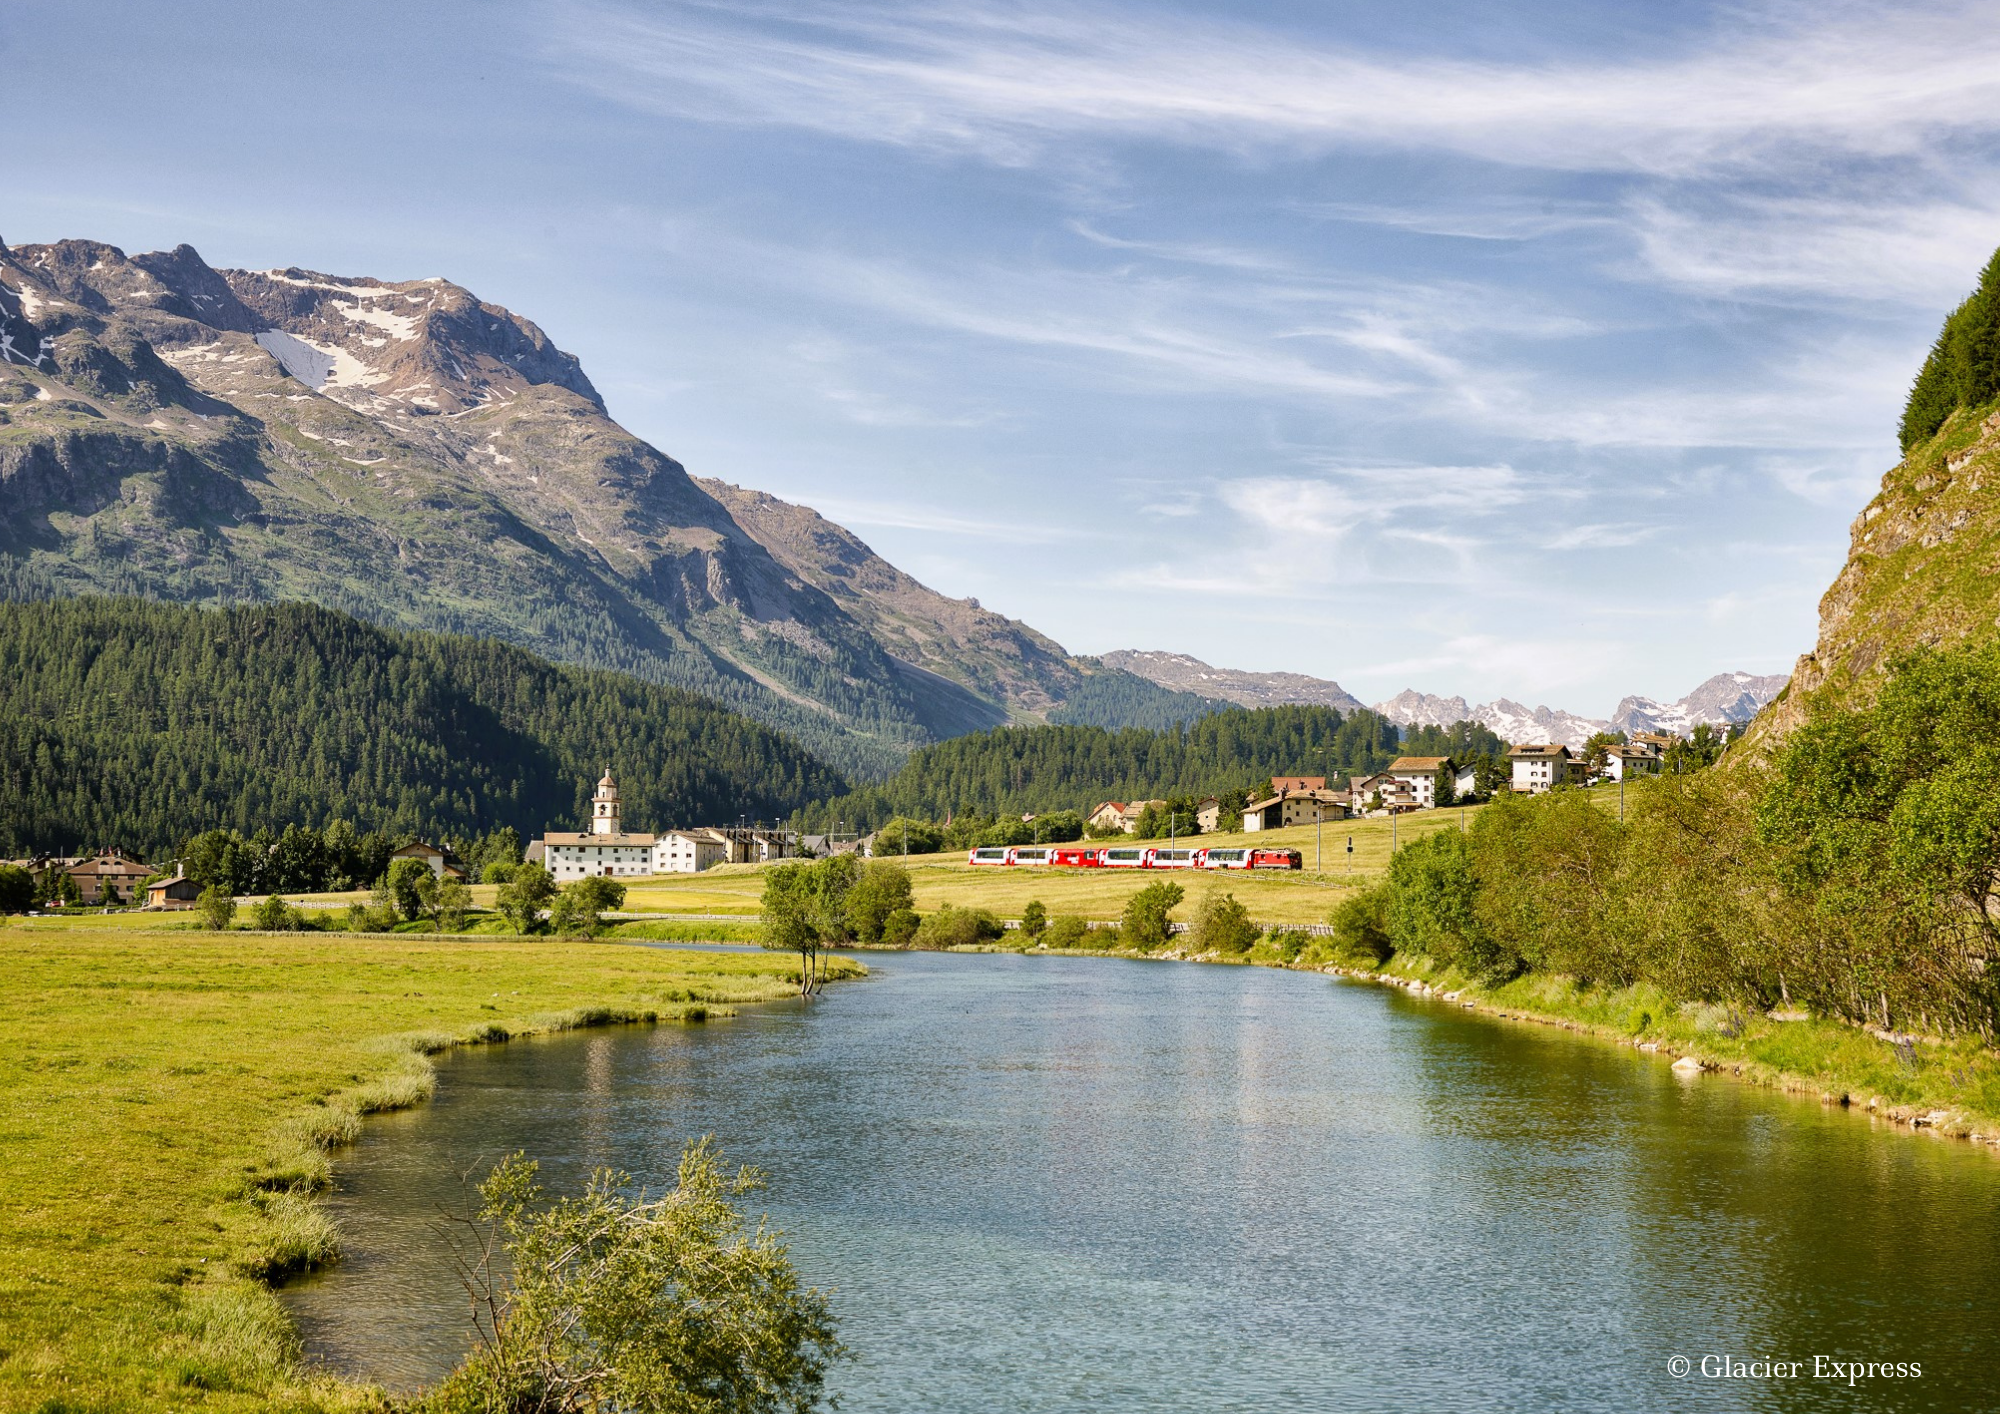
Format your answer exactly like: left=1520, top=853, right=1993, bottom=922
left=283, top=953, right=2000, bottom=1412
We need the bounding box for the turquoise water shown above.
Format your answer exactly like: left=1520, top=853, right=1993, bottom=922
left=282, top=951, right=2000, bottom=1411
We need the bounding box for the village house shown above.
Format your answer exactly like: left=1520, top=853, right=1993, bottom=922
left=390, top=841, right=469, bottom=880
left=1194, top=796, right=1223, bottom=833
left=1243, top=787, right=1350, bottom=830
left=1087, top=800, right=1166, bottom=834
left=1385, top=756, right=1456, bottom=808
left=1269, top=776, right=1327, bottom=795
left=1600, top=743, right=1662, bottom=783
left=145, top=875, right=203, bottom=910
left=58, top=850, right=154, bottom=905
left=1630, top=730, right=1676, bottom=752
left=1349, top=772, right=1419, bottom=815
left=1509, top=744, right=1582, bottom=794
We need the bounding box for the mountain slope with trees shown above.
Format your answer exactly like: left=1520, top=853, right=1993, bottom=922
left=800, top=705, right=1403, bottom=829
left=1758, top=242, right=2000, bottom=744
left=0, top=596, right=846, bottom=858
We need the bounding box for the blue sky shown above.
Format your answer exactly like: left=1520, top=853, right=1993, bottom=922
left=13, top=1, right=2000, bottom=714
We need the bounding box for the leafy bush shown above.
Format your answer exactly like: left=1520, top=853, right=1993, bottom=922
left=0, top=863, right=33, bottom=914
left=1262, top=929, right=1313, bottom=964
left=1020, top=900, right=1048, bottom=940
left=1042, top=914, right=1090, bottom=949
left=1186, top=891, right=1258, bottom=954
left=251, top=895, right=300, bottom=932
left=1327, top=886, right=1392, bottom=965
left=882, top=907, right=920, bottom=947
left=1120, top=880, right=1184, bottom=951
left=549, top=875, right=626, bottom=939
left=387, top=858, right=435, bottom=922
left=418, top=1143, right=845, bottom=1413
left=913, top=905, right=1004, bottom=950
left=845, top=861, right=915, bottom=944
left=496, top=863, right=556, bottom=935
left=482, top=861, right=518, bottom=885
left=196, top=884, right=236, bottom=932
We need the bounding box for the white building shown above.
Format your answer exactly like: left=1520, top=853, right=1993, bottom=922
left=1600, top=743, right=1662, bottom=783
left=1385, top=756, right=1456, bottom=808
left=529, top=770, right=742, bottom=880
left=1509, top=744, right=1580, bottom=794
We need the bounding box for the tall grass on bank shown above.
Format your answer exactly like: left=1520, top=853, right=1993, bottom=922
left=0, top=930, right=856, bottom=1411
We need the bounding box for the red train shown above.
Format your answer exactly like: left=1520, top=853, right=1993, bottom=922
left=967, top=845, right=1302, bottom=870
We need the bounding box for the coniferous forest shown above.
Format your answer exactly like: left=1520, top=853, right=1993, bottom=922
left=0, top=597, right=848, bottom=858
left=799, top=704, right=1405, bottom=829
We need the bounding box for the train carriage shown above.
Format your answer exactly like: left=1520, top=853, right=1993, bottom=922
left=1099, top=847, right=1151, bottom=868
left=967, top=847, right=1014, bottom=866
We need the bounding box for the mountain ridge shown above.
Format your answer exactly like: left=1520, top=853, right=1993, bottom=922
left=0, top=236, right=1200, bottom=775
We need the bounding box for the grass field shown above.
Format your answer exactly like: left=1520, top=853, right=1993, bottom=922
left=0, top=925, right=855, bottom=1412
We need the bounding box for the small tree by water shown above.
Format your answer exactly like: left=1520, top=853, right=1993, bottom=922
left=421, top=1140, right=846, bottom=1414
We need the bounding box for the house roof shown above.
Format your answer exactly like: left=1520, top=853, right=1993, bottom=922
left=1509, top=744, right=1571, bottom=759
left=1271, top=776, right=1327, bottom=792
left=1089, top=801, right=1127, bottom=815
left=1387, top=756, right=1451, bottom=772
left=1605, top=744, right=1658, bottom=759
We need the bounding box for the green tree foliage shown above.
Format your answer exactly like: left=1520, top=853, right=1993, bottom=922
left=1901, top=245, right=2000, bottom=451
left=1433, top=763, right=1457, bottom=808
left=844, top=861, right=915, bottom=945
left=1043, top=914, right=1090, bottom=949
left=1020, top=900, right=1048, bottom=940
left=802, top=706, right=1403, bottom=831
left=436, top=877, right=473, bottom=933
left=496, top=863, right=558, bottom=935
left=250, top=894, right=299, bottom=932
left=423, top=1142, right=845, bottom=1414
left=873, top=818, right=944, bottom=856
left=1120, top=880, right=1184, bottom=952
left=1186, top=891, right=1257, bottom=954
left=0, top=597, right=848, bottom=858
left=1400, top=720, right=1509, bottom=759
left=195, top=885, right=236, bottom=931
left=0, top=864, right=32, bottom=913
left=549, top=876, right=626, bottom=939
left=759, top=857, right=858, bottom=994
left=388, top=859, right=437, bottom=924
left=912, top=904, right=1003, bottom=949
left=1327, top=887, right=1391, bottom=965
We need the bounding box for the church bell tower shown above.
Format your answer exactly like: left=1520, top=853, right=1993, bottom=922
left=591, top=768, right=621, bottom=836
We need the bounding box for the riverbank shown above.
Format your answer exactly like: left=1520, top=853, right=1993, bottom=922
left=0, top=926, right=861, bottom=1412
left=972, top=932, right=2000, bottom=1150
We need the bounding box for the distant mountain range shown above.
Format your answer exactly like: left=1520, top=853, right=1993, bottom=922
left=0, top=237, right=1203, bottom=778
left=1105, top=652, right=1789, bottom=750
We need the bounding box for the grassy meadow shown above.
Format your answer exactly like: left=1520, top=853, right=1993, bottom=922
left=0, top=922, right=857, bottom=1412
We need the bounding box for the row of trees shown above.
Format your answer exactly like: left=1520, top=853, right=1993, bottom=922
left=177, top=822, right=525, bottom=896
left=1338, top=641, right=2000, bottom=1039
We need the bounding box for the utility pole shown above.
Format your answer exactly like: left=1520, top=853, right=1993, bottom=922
left=1346, top=835, right=1353, bottom=874
left=1392, top=810, right=1398, bottom=855
left=1316, top=805, right=1322, bottom=874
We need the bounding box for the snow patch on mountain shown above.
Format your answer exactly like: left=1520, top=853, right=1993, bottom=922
left=1610, top=672, right=1790, bottom=737
left=1372, top=690, right=1607, bottom=750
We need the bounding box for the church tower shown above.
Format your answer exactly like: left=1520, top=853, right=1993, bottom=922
left=591, top=768, right=621, bottom=836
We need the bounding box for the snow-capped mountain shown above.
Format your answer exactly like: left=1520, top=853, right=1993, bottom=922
left=1609, top=672, right=1790, bottom=737
left=1371, top=691, right=1608, bottom=750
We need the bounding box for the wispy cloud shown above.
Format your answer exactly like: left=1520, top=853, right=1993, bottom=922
left=553, top=1, right=2000, bottom=182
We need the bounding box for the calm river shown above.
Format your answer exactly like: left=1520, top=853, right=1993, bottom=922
left=283, top=951, right=2000, bottom=1411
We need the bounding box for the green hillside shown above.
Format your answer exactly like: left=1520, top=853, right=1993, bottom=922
left=0, top=596, right=847, bottom=857
left=1759, top=241, right=2000, bottom=742
left=801, top=704, right=1402, bottom=828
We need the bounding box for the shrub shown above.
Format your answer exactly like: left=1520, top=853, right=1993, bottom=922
left=387, top=858, right=435, bottom=922
left=435, top=877, right=473, bottom=933
left=1328, top=886, right=1392, bottom=966
left=1020, top=900, right=1048, bottom=940
left=549, top=876, right=626, bottom=939
left=496, top=863, right=556, bottom=935
left=482, top=861, right=518, bottom=885
left=845, top=861, right=915, bottom=943
left=1120, top=880, right=1184, bottom=951
left=418, top=1144, right=845, bottom=1414
left=913, top=904, right=1003, bottom=950
left=1186, top=891, right=1258, bottom=954
left=882, top=907, right=920, bottom=947
left=875, top=817, right=945, bottom=856
left=196, top=884, right=236, bottom=931
left=1263, top=929, right=1312, bottom=964
left=1042, top=914, right=1089, bottom=949
left=0, top=863, right=32, bottom=914
left=251, top=895, right=299, bottom=932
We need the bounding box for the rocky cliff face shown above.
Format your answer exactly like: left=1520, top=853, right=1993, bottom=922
left=0, top=238, right=1006, bottom=775
left=1754, top=404, right=2000, bottom=743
